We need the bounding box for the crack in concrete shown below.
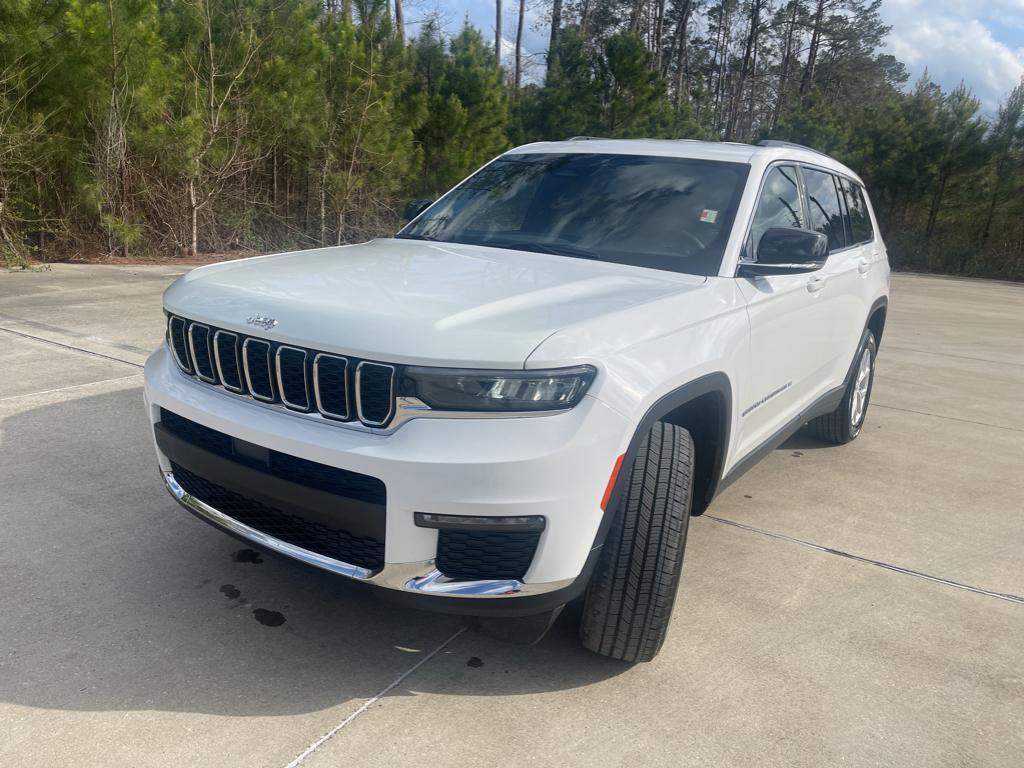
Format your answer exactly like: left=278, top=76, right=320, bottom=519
left=882, top=344, right=1024, bottom=369
left=283, top=626, right=468, bottom=767
left=871, top=402, right=1024, bottom=433
left=0, top=373, right=143, bottom=403
left=0, top=326, right=143, bottom=368
left=704, top=515, right=1024, bottom=605
left=0, top=311, right=154, bottom=356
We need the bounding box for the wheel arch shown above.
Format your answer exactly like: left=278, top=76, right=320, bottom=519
left=867, top=296, right=888, bottom=346
left=606, top=372, right=732, bottom=520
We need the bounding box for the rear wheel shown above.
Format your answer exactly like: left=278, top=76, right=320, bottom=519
left=807, top=331, right=877, bottom=444
left=579, top=422, right=693, bottom=663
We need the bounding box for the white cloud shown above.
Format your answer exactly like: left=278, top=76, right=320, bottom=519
left=881, top=0, right=1024, bottom=113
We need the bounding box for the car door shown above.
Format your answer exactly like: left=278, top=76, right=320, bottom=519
left=734, top=164, right=835, bottom=460
left=802, top=168, right=869, bottom=388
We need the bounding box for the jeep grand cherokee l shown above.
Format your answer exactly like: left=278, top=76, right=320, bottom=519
left=144, top=138, right=889, bottom=662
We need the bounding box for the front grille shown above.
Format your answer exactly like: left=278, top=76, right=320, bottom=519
left=160, top=409, right=386, bottom=505
left=166, top=314, right=399, bottom=428
left=436, top=529, right=541, bottom=582
left=171, top=462, right=385, bottom=571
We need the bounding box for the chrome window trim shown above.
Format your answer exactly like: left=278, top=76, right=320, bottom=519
left=187, top=322, right=218, bottom=384
left=312, top=352, right=350, bottom=421
left=242, top=337, right=276, bottom=403
left=168, top=316, right=193, bottom=374
left=212, top=330, right=244, bottom=394
left=355, top=361, right=396, bottom=426
left=275, top=345, right=311, bottom=412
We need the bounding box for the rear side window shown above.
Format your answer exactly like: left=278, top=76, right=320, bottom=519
left=749, top=165, right=803, bottom=257
left=802, top=168, right=847, bottom=251
left=839, top=178, right=874, bottom=245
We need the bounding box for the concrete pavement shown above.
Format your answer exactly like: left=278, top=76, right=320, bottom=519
left=1, top=265, right=1021, bottom=767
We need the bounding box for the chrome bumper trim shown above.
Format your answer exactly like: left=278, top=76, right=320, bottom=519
left=164, top=471, right=375, bottom=579
left=163, top=471, right=573, bottom=599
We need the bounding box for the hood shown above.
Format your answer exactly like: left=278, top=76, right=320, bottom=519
left=163, top=238, right=706, bottom=368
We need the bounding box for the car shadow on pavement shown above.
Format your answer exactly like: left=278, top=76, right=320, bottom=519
left=0, top=388, right=628, bottom=719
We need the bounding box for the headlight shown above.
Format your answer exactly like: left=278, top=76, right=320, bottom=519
left=398, top=365, right=597, bottom=412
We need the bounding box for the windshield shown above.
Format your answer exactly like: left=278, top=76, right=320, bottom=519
left=397, top=152, right=749, bottom=276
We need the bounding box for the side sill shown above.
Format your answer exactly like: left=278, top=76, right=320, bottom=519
left=715, top=384, right=845, bottom=496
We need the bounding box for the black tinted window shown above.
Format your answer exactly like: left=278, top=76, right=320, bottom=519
left=750, top=165, right=803, bottom=257
left=398, top=153, right=750, bottom=277
left=840, top=178, right=873, bottom=245
left=802, top=168, right=847, bottom=251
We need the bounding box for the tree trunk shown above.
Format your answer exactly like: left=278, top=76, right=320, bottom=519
left=800, top=0, right=825, bottom=97
left=547, top=0, right=563, bottom=82
left=580, top=0, right=591, bottom=42
left=652, top=0, right=666, bottom=72
left=712, top=3, right=732, bottom=132
left=981, top=157, right=1007, bottom=246
left=628, top=0, right=643, bottom=32
left=673, top=2, right=692, bottom=105
left=772, top=0, right=799, bottom=129
left=188, top=178, right=198, bottom=258
left=925, top=172, right=948, bottom=247
left=495, top=0, right=502, bottom=69
left=394, top=0, right=403, bottom=37
left=727, top=0, right=760, bottom=140
left=514, top=0, right=525, bottom=88
left=318, top=163, right=327, bottom=247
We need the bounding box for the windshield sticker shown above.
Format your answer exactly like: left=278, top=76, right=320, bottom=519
left=699, top=209, right=719, bottom=224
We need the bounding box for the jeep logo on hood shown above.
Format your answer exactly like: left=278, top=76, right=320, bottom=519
left=246, top=315, right=277, bottom=331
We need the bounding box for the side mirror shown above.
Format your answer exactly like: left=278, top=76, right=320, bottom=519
left=739, top=228, right=828, bottom=277
left=403, top=198, right=434, bottom=222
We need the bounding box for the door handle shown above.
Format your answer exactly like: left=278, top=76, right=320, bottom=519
left=806, top=276, right=826, bottom=293
left=858, top=258, right=872, bottom=274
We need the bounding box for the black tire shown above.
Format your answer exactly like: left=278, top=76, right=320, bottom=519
left=579, top=422, right=693, bottom=663
left=806, top=331, right=877, bottom=444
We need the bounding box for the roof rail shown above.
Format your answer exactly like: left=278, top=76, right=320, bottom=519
left=755, top=139, right=829, bottom=157
left=565, top=136, right=610, bottom=141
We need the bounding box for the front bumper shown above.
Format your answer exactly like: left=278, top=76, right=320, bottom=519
left=145, top=345, right=631, bottom=614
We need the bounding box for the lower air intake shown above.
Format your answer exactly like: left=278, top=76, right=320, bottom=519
left=171, top=462, right=385, bottom=571
left=435, top=529, right=541, bottom=582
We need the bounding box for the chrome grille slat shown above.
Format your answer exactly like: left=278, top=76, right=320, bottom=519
left=168, top=316, right=192, bottom=373
left=313, top=353, right=350, bottom=420
left=188, top=323, right=218, bottom=383
left=167, top=314, right=398, bottom=429
left=213, top=330, right=244, bottom=393
left=355, top=362, right=395, bottom=427
left=242, top=338, right=276, bottom=402
left=276, top=345, right=310, bottom=412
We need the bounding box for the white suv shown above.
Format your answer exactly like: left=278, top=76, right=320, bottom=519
left=144, top=139, right=889, bottom=662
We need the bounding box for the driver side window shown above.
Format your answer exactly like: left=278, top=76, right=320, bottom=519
left=749, top=165, right=803, bottom=260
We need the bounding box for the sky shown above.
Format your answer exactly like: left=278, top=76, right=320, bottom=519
left=405, top=0, right=1024, bottom=115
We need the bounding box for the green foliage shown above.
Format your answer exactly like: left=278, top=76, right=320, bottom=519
left=411, top=21, right=509, bottom=195
left=0, top=0, right=1021, bottom=279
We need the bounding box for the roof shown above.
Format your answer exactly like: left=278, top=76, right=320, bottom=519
left=506, top=138, right=862, bottom=184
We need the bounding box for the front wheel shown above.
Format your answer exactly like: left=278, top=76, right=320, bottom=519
left=579, top=422, right=693, bottom=663
left=807, top=331, right=877, bottom=444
